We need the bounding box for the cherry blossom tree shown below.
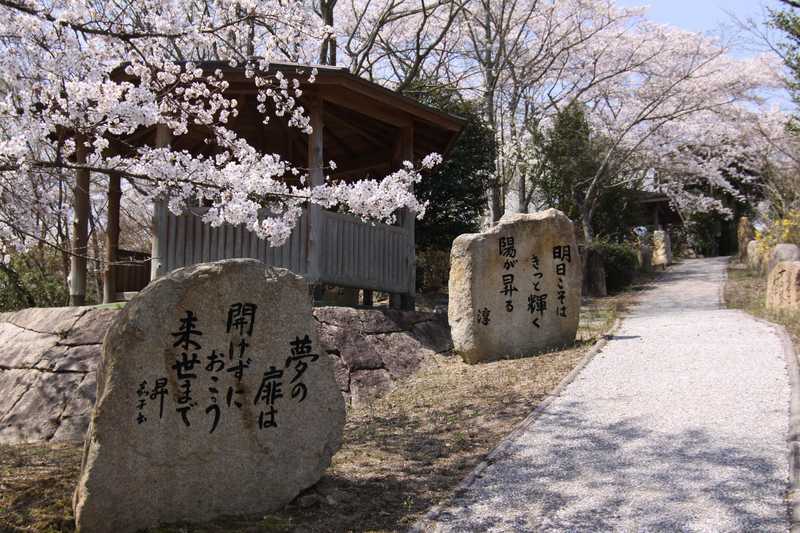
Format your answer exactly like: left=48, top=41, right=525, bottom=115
left=0, top=0, right=439, bottom=304
left=571, top=24, right=783, bottom=240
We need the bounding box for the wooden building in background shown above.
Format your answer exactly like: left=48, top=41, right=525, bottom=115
left=105, top=63, right=465, bottom=309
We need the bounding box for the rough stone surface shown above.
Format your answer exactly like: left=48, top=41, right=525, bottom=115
left=449, top=209, right=581, bottom=364
left=424, top=258, right=789, bottom=532
left=767, top=243, right=800, bottom=275
left=747, top=240, right=762, bottom=271
left=652, top=230, right=672, bottom=268
left=314, top=307, right=452, bottom=405
left=0, top=303, right=451, bottom=445
left=738, top=217, right=755, bottom=261
left=0, top=306, right=107, bottom=444
left=766, top=260, right=800, bottom=311
left=73, top=260, right=346, bottom=533
left=637, top=245, right=653, bottom=272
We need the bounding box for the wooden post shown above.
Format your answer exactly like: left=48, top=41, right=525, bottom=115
left=389, top=125, right=416, bottom=311
left=69, top=134, right=90, bottom=306
left=362, top=289, right=373, bottom=307
left=150, top=125, right=172, bottom=280
left=307, top=95, right=325, bottom=285
left=102, top=172, right=121, bottom=303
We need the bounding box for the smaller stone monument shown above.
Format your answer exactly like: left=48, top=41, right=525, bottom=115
left=637, top=245, right=653, bottom=272
left=581, top=246, right=607, bottom=298
left=73, top=259, right=345, bottom=533
left=737, top=217, right=755, bottom=261
left=448, top=209, right=581, bottom=364
left=746, top=240, right=761, bottom=271
left=767, top=243, right=800, bottom=275
left=766, top=261, right=800, bottom=311
left=652, top=230, right=672, bottom=268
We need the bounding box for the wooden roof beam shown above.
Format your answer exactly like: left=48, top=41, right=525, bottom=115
left=322, top=88, right=413, bottom=130
left=323, top=108, right=389, bottom=150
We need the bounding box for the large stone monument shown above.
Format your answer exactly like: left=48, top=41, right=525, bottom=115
left=652, top=230, right=672, bottom=268
left=73, top=259, right=345, bottom=533
left=737, top=217, right=755, bottom=261
left=766, top=261, right=800, bottom=311
left=448, top=209, right=581, bottom=364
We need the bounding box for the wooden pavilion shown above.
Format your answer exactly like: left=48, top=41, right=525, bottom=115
left=102, top=63, right=465, bottom=310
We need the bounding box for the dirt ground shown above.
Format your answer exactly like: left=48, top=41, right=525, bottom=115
left=0, top=280, right=651, bottom=533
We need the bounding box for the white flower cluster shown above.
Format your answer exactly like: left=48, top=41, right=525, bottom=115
left=0, top=0, right=438, bottom=248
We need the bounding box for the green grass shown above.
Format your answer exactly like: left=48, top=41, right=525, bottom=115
left=725, top=263, right=800, bottom=342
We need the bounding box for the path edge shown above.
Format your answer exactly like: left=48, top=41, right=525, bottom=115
left=742, top=314, right=800, bottom=532
left=408, top=318, right=622, bottom=533
left=722, top=259, right=800, bottom=531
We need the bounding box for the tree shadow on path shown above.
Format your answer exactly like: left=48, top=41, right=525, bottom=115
left=431, top=399, right=787, bottom=532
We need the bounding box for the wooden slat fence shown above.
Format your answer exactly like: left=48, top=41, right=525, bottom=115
left=153, top=205, right=414, bottom=295
left=319, top=210, right=412, bottom=294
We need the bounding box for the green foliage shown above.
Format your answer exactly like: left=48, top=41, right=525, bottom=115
left=416, top=248, right=450, bottom=293
left=685, top=213, right=727, bottom=257
left=407, top=85, right=496, bottom=251
left=0, top=247, right=69, bottom=311
left=772, top=1, right=800, bottom=123
left=534, top=102, right=640, bottom=240
left=536, top=102, right=595, bottom=222
left=589, top=241, right=638, bottom=293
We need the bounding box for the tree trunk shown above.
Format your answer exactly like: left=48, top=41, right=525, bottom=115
left=581, top=205, right=595, bottom=243
left=69, top=136, right=90, bottom=306
left=88, top=208, right=103, bottom=303
left=490, top=182, right=503, bottom=223
left=516, top=167, right=527, bottom=213
left=103, top=173, right=121, bottom=303
left=318, top=1, right=337, bottom=65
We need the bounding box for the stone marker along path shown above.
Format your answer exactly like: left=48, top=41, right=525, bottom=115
left=422, top=257, right=791, bottom=531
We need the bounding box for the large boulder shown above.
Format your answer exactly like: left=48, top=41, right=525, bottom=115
left=315, top=307, right=451, bottom=404
left=73, top=260, right=345, bottom=533
left=767, top=243, right=800, bottom=275
left=747, top=240, right=761, bottom=272
left=737, top=217, right=755, bottom=261
left=652, top=230, right=672, bottom=268
left=0, top=306, right=109, bottom=444
left=766, top=261, right=800, bottom=311
left=448, top=209, right=581, bottom=364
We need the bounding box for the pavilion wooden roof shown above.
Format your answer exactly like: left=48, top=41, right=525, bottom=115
left=122, top=62, right=466, bottom=181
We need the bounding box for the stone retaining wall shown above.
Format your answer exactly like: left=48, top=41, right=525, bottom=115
left=0, top=305, right=451, bottom=444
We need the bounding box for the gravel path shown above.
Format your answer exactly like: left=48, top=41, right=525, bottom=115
left=423, top=257, right=791, bottom=532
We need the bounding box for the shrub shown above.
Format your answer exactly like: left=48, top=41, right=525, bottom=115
left=416, top=248, right=451, bottom=293
left=0, top=247, right=69, bottom=311
left=756, top=210, right=800, bottom=248
left=589, top=241, right=638, bottom=293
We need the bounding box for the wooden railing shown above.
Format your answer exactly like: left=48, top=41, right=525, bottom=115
left=151, top=204, right=414, bottom=295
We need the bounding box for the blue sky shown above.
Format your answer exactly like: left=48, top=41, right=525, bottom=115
left=615, top=0, right=780, bottom=35
left=615, top=1, right=793, bottom=109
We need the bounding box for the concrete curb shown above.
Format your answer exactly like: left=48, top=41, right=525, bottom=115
left=722, top=257, right=800, bottom=531
left=742, top=313, right=800, bottom=532
left=409, top=318, right=622, bottom=533
left=779, top=322, right=800, bottom=533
